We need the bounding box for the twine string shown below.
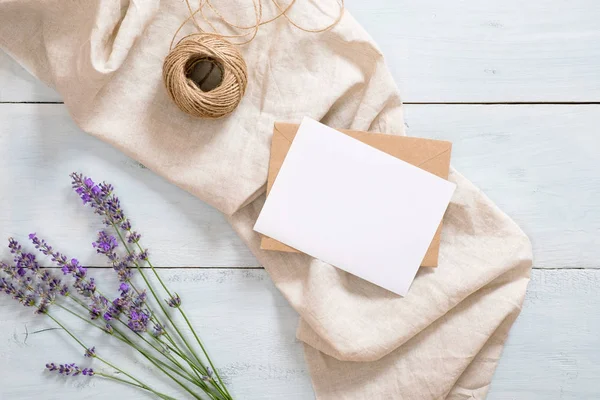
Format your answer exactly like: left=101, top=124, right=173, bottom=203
left=163, top=0, right=345, bottom=119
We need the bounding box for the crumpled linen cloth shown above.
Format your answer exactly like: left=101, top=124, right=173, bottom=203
left=0, top=1, right=532, bottom=398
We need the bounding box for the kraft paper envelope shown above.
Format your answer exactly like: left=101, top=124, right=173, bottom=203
left=260, top=121, right=453, bottom=267
left=254, top=117, right=456, bottom=296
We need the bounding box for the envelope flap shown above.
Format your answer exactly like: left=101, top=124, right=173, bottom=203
left=273, top=122, right=300, bottom=142
left=263, top=121, right=453, bottom=267
left=272, top=123, right=452, bottom=177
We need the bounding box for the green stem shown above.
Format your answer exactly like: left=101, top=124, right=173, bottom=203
left=161, top=335, right=213, bottom=381
left=178, top=306, right=230, bottom=396
left=96, top=372, right=177, bottom=400
left=58, top=299, right=212, bottom=397
left=115, top=330, right=220, bottom=400
left=131, top=237, right=230, bottom=397
left=67, top=286, right=216, bottom=397
left=46, top=313, right=151, bottom=392
left=110, top=223, right=230, bottom=399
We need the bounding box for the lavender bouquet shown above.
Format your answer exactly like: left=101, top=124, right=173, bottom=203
left=0, top=173, right=233, bottom=400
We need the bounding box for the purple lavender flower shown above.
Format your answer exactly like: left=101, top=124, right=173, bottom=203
left=202, top=368, right=214, bottom=382
left=14, top=248, right=40, bottom=275
left=46, top=362, right=93, bottom=377
left=1, top=239, right=68, bottom=314
left=88, top=294, right=109, bottom=320
left=0, top=272, right=38, bottom=309
left=112, top=254, right=135, bottom=283
left=104, top=324, right=114, bottom=334
left=30, top=233, right=67, bottom=266
left=127, top=308, right=150, bottom=333
left=152, top=323, right=166, bottom=337
left=35, top=300, right=49, bottom=314
left=132, top=291, right=147, bottom=308
left=62, top=259, right=79, bottom=275
left=84, top=347, right=96, bottom=358
left=8, top=238, right=21, bottom=254
left=92, top=231, right=118, bottom=261
left=39, top=270, right=51, bottom=282
left=138, top=249, right=149, bottom=261
left=119, top=282, right=130, bottom=293
left=45, top=362, right=58, bottom=371
left=71, top=173, right=124, bottom=225
left=71, top=174, right=147, bottom=296
left=59, top=284, right=69, bottom=296
left=127, top=231, right=141, bottom=244
left=110, top=295, right=128, bottom=317
left=103, top=312, right=112, bottom=322
left=28, top=234, right=92, bottom=297
left=166, top=293, right=181, bottom=308
left=89, top=307, right=101, bottom=320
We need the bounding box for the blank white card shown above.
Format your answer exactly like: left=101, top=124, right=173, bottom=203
left=254, top=118, right=456, bottom=296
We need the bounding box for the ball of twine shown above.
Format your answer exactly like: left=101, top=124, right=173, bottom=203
left=163, top=33, right=248, bottom=119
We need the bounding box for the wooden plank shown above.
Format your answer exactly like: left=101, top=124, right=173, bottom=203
left=0, top=269, right=313, bottom=399
left=489, top=269, right=600, bottom=399
left=0, top=50, right=61, bottom=103
left=2, top=0, right=600, bottom=103
left=0, top=104, right=258, bottom=267
left=345, top=0, right=600, bottom=102
left=404, top=104, right=600, bottom=268
left=1, top=104, right=598, bottom=268
left=0, top=269, right=599, bottom=399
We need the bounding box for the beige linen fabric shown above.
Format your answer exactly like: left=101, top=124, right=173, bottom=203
left=0, top=1, right=532, bottom=399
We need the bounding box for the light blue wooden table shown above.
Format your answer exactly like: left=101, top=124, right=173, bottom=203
left=1, top=1, right=599, bottom=399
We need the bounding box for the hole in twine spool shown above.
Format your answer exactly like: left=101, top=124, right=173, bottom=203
left=187, top=57, right=224, bottom=92
left=163, top=34, right=248, bottom=119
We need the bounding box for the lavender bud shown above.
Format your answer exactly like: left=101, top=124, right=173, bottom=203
left=127, top=309, right=150, bottom=333
left=47, top=362, right=91, bottom=377
left=166, top=294, right=182, bottom=308
left=138, top=249, right=149, bottom=261
left=152, top=323, right=166, bottom=337
left=84, top=347, right=96, bottom=358
left=119, top=282, right=130, bottom=293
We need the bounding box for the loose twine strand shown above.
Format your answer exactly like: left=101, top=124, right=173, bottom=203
left=162, top=0, right=345, bottom=118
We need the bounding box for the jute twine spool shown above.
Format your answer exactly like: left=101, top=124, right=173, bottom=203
left=164, top=0, right=345, bottom=119
left=163, top=33, right=247, bottom=119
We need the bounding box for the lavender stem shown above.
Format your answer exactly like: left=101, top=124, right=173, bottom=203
left=109, top=223, right=229, bottom=399
left=46, top=313, right=163, bottom=397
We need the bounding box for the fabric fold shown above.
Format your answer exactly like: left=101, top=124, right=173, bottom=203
left=0, top=1, right=532, bottom=398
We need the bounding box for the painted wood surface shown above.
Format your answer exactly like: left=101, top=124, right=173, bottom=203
left=0, top=269, right=599, bottom=400
left=403, top=104, right=600, bottom=268
left=1, top=1, right=600, bottom=103
left=347, top=0, right=600, bottom=102
left=0, top=50, right=60, bottom=103
left=0, top=103, right=257, bottom=267
left=1, top=0, right=599, bottom=396
left=1, top=103, right=598, bottom=268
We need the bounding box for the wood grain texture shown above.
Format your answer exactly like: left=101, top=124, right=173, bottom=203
left=2, top=0, right=600, bottom=103
left=0, top=50, right=60, bottom=103
left=345, top=0, right=600, bottom=102
left=0, top=269, right=312, bottom=400
left=1, top=103, right=598, bottom=268
left=403, top=104, right=600, bottom=268
left=489, top=269, right=600, bottom=400
left=0, top=104, right=258, bottom=267
left=0, top=269, right=598, bottom=399
left=1, top=2, right=599, bottom=397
